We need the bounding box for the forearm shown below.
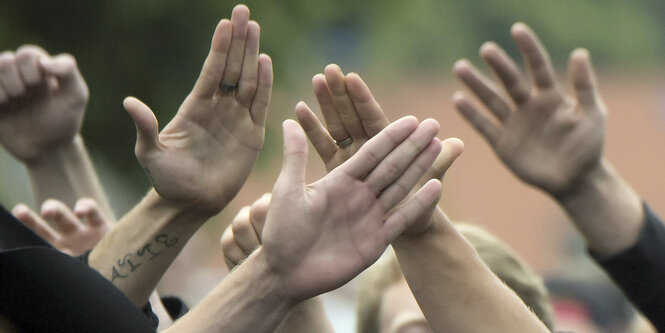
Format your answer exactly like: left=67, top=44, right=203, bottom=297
left=166, top=250, right=297, bottom=333
left=88, top=189, right=209, bottom=306
left=275, top=297, right=334, bottom=333
left=555, top=160, right=644, bottom=257
left=25, top=134, right=115, bottom=219
left=393, top=209, right=549, bottom=333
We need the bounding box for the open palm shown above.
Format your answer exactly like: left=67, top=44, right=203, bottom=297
left=262, top=117, right=443, bottom=301
left=124, top=6, right=273, bottom=214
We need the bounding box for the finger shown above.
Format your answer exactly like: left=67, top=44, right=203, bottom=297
left=231, top=206, right=261, bottom=253
left=324, top=64, right=366, bottom=140
left=453, top=91, right=500, bottom=145
left=342, top=116, right=419, bottom=179
left=15, top=45, right=48, bottom=88
left=73, top=198, right=108, bottom=228
left=422, top=138, right=464, bottom=181
left=192, top=19, right=233, bottom=98
left=220, top=5, right=250, bottom=89
left=12, top=204, right=59, bottom=243
left=274, top=120, right=308, bottom=192
left=39, top=54, right=87, bottom=96
left=479, top=42, right=531, bottom=106
left=378, top=138, right=441, bottom=211
left=249, top=54, right=272, bottom=126
left=220, top=226, right=246, bottom=269
left=511, top=23, right=558, bottom=90
left=345, top=72, right=389, bottom=137
left=569, top=48, right=602, bottom=110
left=123, top=97, right=160, bottom=157
left=295, top=101, right=338, bottom=166
left=236, top=21, right=260, bottom=107
left=313, top=73, right=350, bottom=142
left=249, top=193, right=271, bottom=239
left=383, top=179, right=442, bottom=242
left=0, top=52, right=27, bottom=97
left=41, top=199, right=81, bottom=234
left=364, top=119, right=440, bottom=193
left=453, top=59, right=512, bottom=122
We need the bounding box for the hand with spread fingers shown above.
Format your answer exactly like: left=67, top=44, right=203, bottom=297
left=295, top=65, right=463, bottom=234
left=452, top=22, right=606, bottom=197
left=0, top=45, right=88, bottom=164
left=452, top=23, right=663, bottom=330
left=12, top=198, right=112, bottom=256
left=123, top=4, right=273, bottom=214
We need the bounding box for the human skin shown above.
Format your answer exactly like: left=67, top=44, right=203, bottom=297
left=88, top=4, right=273, bottom=307
left=452, top=22, right=643, bottom=258
left=167, top=116, right=443, bottom=333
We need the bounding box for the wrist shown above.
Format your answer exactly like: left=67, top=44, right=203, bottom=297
left=142, top=189, right=214, bottom=227
left=552, top=159, right=610, bottom=203
left=23, top=134, right=84, bottom=169
left=552, top=159, right=644, bottom=256
left=395, top=207, right=448, bottom=241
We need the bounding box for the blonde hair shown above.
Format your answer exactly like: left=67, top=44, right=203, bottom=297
left=356, top=223, right=554, bottom=333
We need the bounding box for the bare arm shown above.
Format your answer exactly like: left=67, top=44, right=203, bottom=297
left=89, top=4, right=273, bottom=307
left=0, top=46, right=113, bottom=218
left=393, top=211, right=549, bottom=333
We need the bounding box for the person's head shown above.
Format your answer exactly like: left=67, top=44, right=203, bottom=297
left=357, top=223, right=554, bottom=333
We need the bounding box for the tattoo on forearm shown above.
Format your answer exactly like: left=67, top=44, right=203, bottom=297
left=110, top=233, right=178, bottom=282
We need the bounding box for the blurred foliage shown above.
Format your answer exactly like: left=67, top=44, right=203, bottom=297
left=0, top=0, right=663, bottom=201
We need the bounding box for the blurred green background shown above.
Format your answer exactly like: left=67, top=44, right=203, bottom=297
left=1, top=0, right=663, bottom=210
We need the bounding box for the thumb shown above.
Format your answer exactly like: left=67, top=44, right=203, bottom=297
left=274, top=120, right=308, bottom=193
left=426, top=138, right=464, bottom=181
left=123, top=97, right=160, bottom=157
left=39, top=54, right=87, bottom=95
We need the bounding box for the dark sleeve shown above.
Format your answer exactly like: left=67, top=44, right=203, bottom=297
left=0, top=204, right=52, bottom=250
left=77, top=250, right=160, bottom=329
left=161, top=296, right=190, bottom=320
left=591, top=202, right=665, bottom=331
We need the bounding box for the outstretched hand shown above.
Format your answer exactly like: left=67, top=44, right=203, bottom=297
left=261, top=117, right=443, bottom=301
left=295, top=65, right=463, bottom=234
left=13, top=198, right=112, bottom=256
left=453, top=23, right=606, bottom=197
left=123, top=5, right=273, bottom=214
left=0, top=46, right=88, bottom=164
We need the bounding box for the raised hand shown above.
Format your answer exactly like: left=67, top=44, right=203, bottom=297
left=453, top=23, right=606, bottom=197
left=262, top=117, right=443, bottom=301
left=12, top=198, right=112, bottom=256
left=295, top=65, right=463, bottom=234
left=123, top=5, right=273, bottom=214
left=0, top=46, right=88, bottom=164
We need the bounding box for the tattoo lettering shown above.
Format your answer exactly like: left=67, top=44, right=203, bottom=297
left=109, top=232, right=179, bottom=284
left=117, top=253, right=142, bottom=272
left=111, top=266, right=128, bottom=282
left=155, top=233, right=178, bottom=247
left=137, top=243, right=162, bottom=259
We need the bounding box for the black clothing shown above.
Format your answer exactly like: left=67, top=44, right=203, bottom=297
left=593, top=203, right=665, bottom=331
